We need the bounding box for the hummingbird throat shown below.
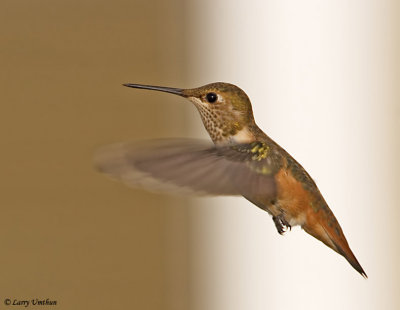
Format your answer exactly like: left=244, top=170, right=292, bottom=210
left=189, top=97, right=255, bottom=145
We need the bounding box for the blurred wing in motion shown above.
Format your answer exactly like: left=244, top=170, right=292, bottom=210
left=94, top=138, right=277, bottom=198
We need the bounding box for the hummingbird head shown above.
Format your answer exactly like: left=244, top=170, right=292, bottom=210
left=123, top=82, right=256, bottom=145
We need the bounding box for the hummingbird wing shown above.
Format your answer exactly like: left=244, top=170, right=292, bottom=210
left=94, top=138, right=278, bottom=197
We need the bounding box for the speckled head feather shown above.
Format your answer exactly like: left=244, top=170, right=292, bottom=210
left=182, top=82, right=256, bottom=145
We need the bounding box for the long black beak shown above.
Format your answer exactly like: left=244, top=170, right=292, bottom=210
left=123, top=83, right=185, bottom=97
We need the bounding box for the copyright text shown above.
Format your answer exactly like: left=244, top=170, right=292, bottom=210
left=4, top=298, right=57, bottom=307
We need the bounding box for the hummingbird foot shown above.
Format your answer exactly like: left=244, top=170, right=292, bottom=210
left=272, top=215, right=291, bottom=235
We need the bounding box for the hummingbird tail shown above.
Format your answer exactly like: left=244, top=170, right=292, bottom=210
left=303, top=210, right=367, bottom=278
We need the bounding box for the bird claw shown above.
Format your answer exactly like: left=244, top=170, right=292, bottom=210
left=273, top=215, right=291, bottom=235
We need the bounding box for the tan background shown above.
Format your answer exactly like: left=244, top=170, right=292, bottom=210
left=0, top=0, right=189, bottom=309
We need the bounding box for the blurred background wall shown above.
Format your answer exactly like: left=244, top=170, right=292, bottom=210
left=1, top=0, right=399, bottom=310
left=0, top=0, right=189, bottom=309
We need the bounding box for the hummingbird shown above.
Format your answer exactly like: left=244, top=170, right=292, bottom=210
left=95, top=82, right=367, bottom=277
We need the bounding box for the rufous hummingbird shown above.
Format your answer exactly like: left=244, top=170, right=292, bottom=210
left=95, top=82, right=367, bottom=277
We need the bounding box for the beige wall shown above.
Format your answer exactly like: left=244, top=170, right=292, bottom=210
left=0, top=1, right=188, bottom=309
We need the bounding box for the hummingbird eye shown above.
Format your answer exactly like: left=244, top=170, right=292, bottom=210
left=206, top=92, right=218, bottom=103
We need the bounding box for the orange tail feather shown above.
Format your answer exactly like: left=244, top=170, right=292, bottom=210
left=303, top=208, right=367, bottom=278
